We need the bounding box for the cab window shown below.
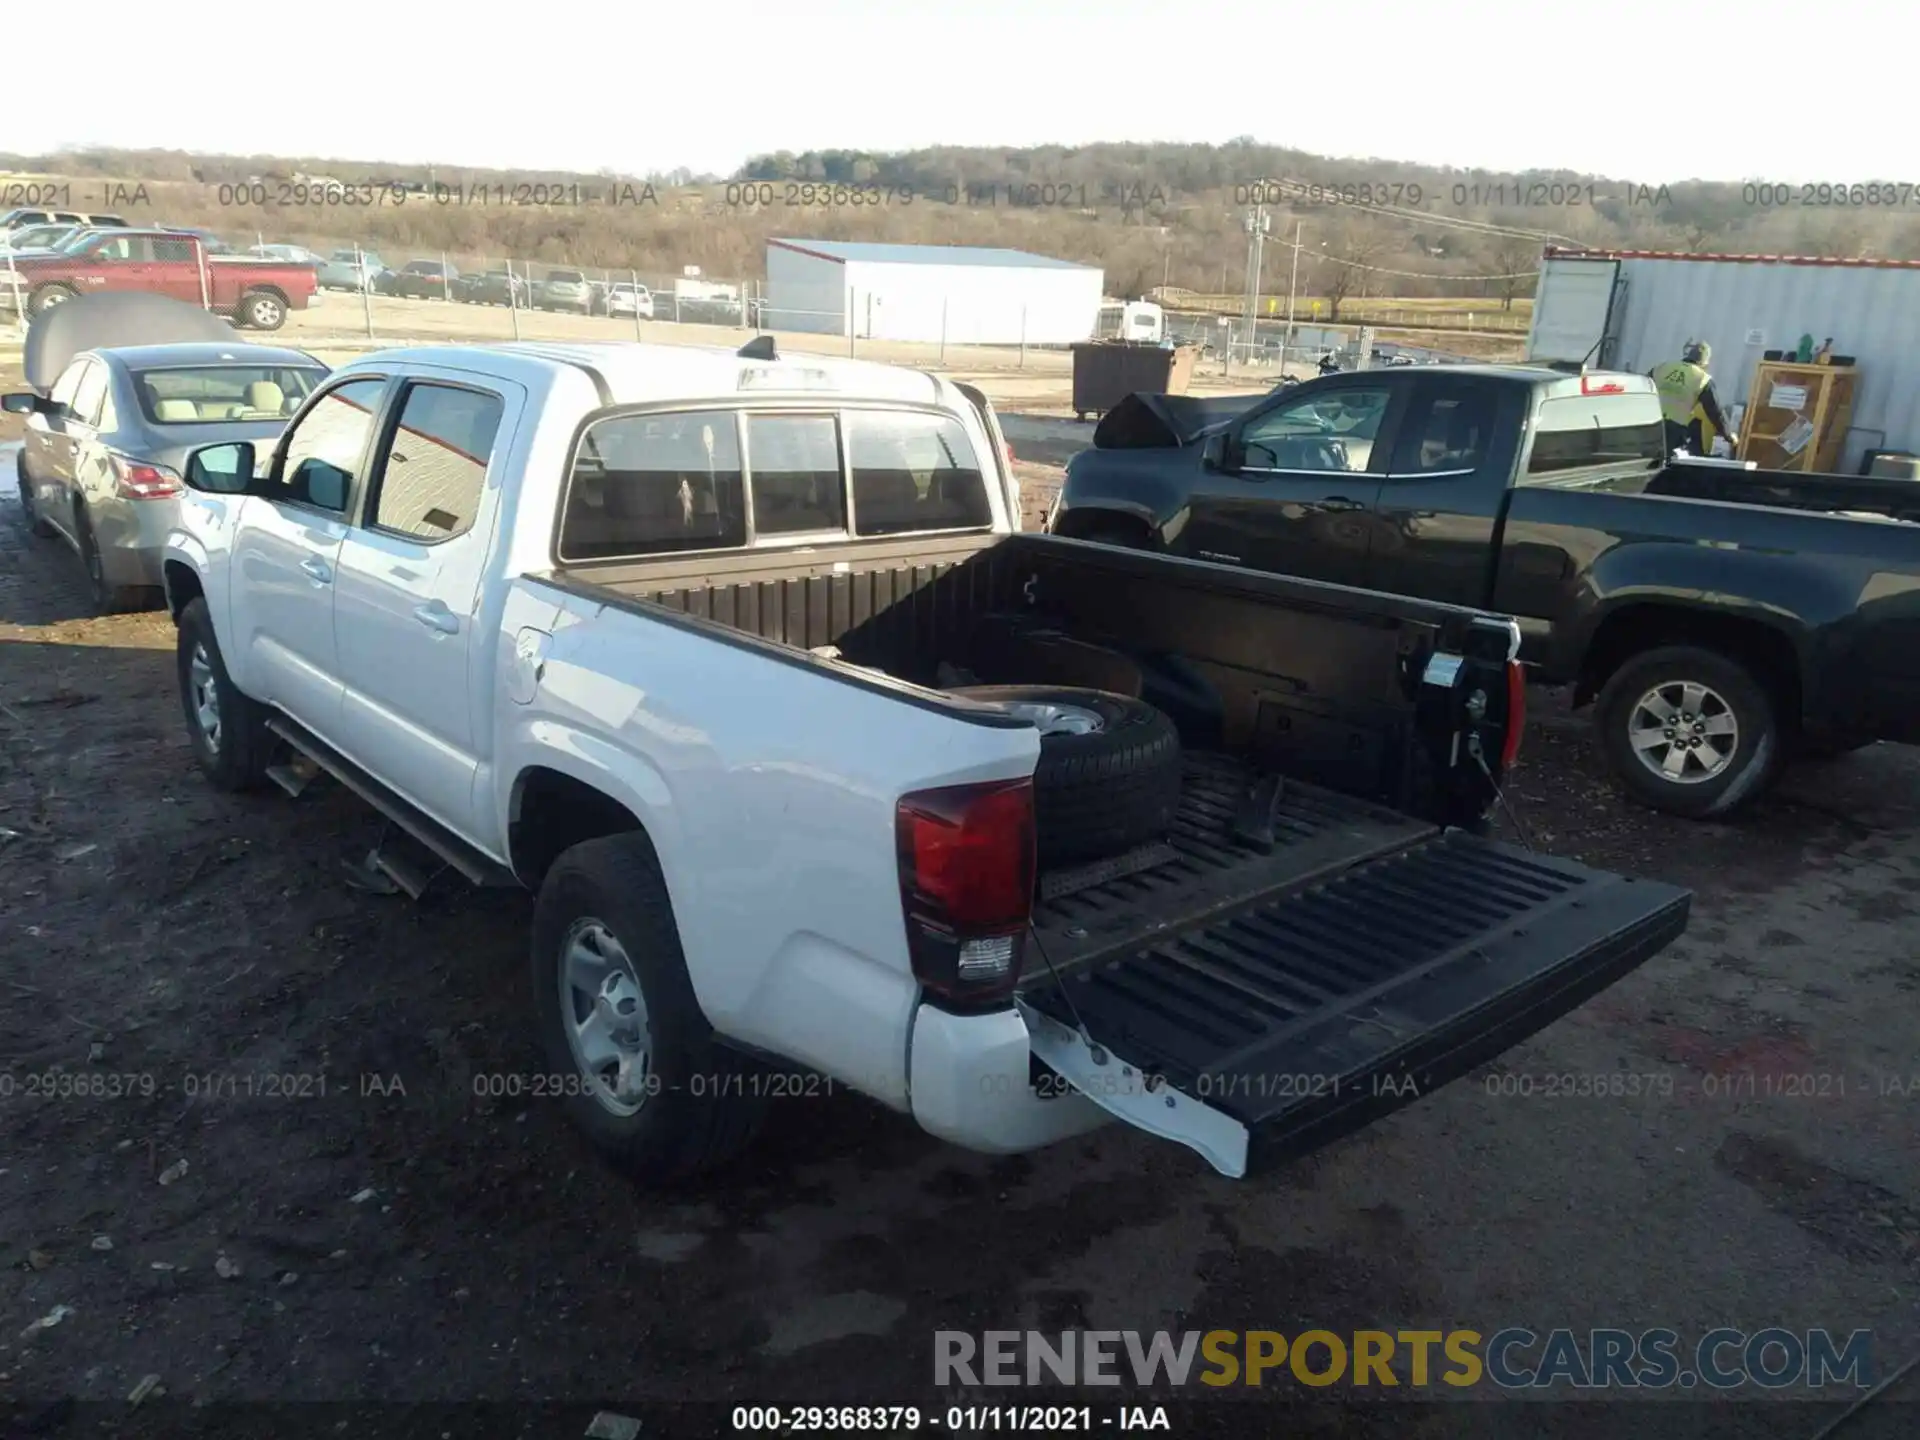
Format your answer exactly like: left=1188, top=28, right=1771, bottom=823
left=1239, top=386, right=1393, bottom=473
left=271, top=378, right=388, bottom=512
left=560, top=409, right=746, bottom=560
left=1389, top=387, right=1496, bottom=475
left=366, top=382, right=504, bottom=542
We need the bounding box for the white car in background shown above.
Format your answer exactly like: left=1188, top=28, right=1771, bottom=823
left=603, top=282, right=654, bottom=319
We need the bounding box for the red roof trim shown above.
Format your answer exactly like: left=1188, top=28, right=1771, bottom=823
left=1543, top=247, right=1920, bottom=270
left=768, top=239, right=847, bottom=265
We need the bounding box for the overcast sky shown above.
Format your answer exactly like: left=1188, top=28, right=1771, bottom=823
left=9, top=0, right=1903, bottom=184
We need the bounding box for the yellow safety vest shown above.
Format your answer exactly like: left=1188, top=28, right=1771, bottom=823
left=1653, top=361, right=1711, bottom=426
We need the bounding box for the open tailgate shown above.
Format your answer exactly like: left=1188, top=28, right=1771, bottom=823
left=1018, top=827, right=1689, bottom=1178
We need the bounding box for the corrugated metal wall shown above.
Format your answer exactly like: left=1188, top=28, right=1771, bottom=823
left=1606, top=258, right=1920, bottom=472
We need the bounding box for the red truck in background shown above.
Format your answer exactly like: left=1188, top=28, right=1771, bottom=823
left=0, top=229, right=317, bottom=330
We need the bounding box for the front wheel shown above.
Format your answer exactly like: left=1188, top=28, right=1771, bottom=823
left=529, top=834, right=765, bottom=1184
left=28, top=283, right=76, bottom=316
left=175, top=597, right=275, bottom=791
left=1595, top=646, right=1783, bottom=819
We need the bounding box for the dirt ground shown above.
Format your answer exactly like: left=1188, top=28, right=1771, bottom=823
left=4, top=417, right=1920, bottom=1435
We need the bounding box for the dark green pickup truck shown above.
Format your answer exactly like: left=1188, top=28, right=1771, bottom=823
left=1048, top=365, right=1920, bottom=818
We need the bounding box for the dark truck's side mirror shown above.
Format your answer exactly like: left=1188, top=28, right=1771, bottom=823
left=1201, top=432, right=1241, bottom=473
left=2, top=392, right=50, bottom=416
left=183, top=441, right=258, bottom=495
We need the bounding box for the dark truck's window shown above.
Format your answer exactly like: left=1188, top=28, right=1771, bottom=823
left=847, top=410, right=991, bottom=536
left=1525, top=392, right=1667, bottom=477
left=1240, top=386, right=1392, bottom=472
left=746, top=413, right=843, bottom=536
left=1389, top=387, right=1496, bottom=475
left=560, top=409, right=746, bottom=560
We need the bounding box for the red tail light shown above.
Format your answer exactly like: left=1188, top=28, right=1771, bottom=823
left=896, top=779, right=1036, bottom=1009
left=1501, top=658, right=1527, bottom=769
left=110, top=454, right=182, bottom=500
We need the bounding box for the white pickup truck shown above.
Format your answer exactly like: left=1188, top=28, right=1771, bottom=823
left=160, top=338, right=1691, bottom=1184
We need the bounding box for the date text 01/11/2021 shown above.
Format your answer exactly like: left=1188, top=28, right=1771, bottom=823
left=729, top=1405, right=1172, bottom=1431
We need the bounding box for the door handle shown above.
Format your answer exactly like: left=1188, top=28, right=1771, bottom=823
left=413, top=602, right=460, bottom=635
left=1321, top=496, right=1366, bottom=512
left=300, top=556, right=332, bottom=583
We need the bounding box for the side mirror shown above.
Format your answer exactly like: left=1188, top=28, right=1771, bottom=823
left=1201, top=432, right=1239, bottom=474
left=184, top=441, right=258, bottom=495
left=2, top=392, right=39, bottom=415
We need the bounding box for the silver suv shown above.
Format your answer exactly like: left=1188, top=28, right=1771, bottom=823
left=538, top=268, right=593, bottom=314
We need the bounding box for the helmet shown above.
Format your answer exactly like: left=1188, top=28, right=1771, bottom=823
left=1682, top=339, right=1710, bottom=366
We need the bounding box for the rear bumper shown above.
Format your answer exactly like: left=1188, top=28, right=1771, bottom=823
left=92, top=496, right=177, bottom=587
left=908, top=1003, right=1111, bottom=1155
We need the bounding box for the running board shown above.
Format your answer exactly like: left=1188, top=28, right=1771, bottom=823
left=264, top=716, right=520, bottom=889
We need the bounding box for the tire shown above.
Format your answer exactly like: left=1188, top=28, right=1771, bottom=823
left=76, top=515, right=147, bottom=615
left=27, top=283, right=76, bottom=316
left=175, top=596, right=275, bottom=792
left=529, top=834, right=765, bottom=1184
left=945, top=685, right=1183, bottom=867
left=16, top=450, right=54, bottom=537
left=238, top=291, right=286, bottom=330
left=1595, top=646, right=1783, bottom=819
left=1072, top=518, right=1152, bottom=550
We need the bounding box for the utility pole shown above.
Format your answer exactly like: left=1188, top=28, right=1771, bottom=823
left=1281, top=221, right=1303, bottom=373
left=1232, top=204, right=1271, bottom=375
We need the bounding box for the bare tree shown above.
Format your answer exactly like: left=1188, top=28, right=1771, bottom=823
left=1488, top=236, right=1539, bottom=310
left=1317, top=221, right=1390, bottom=321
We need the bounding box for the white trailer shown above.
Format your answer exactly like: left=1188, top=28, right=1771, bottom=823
left=1526, top=248, right=1920, bottom=472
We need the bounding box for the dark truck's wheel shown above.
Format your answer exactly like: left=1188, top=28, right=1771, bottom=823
left=947, top=685, right=1183, bottom=867
left=16, top=450, right=54, bottom=537
left=1595, top=646, right=1782, bottom=819
left=530, top=833, right=765, bottom=1185
left=176, top=597, right=275, bottom=791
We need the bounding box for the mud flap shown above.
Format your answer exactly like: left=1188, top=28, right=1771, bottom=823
left=1017, top=831, right=1691, bottom=1178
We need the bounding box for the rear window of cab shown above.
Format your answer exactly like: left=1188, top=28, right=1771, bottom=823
left=557, top=406, right=993, bottom=562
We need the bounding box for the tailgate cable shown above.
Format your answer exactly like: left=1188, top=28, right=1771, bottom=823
left=1026, top=926, right=1108, bottom=1065
left=1470, top=732, right=1537, bottom=853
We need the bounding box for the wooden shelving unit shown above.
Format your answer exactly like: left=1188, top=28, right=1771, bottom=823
left=1737, top=360, right=1857, bottom=473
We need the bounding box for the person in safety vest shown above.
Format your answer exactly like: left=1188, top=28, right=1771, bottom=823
left=1651, top=340, right=1733, bottom=456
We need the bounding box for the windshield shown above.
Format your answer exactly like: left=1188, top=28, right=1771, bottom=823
left=134, top=365, right=326, bottom=425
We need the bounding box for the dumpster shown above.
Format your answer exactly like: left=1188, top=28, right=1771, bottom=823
left=1071, top=340, right=1198, bottom=422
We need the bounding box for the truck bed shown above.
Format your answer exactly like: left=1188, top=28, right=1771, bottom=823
left=544, top=532, right=1690, bottom=1176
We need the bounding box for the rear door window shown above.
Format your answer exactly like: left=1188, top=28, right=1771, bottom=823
left=366, top=382, right=504, bottom=542
left=847, top=410, right=991, bottom=535
left=560, top=409, right=746, bottom=560
left=1388, top=384, right=1497, bottom=475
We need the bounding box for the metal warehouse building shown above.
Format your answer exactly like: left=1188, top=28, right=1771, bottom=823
left=1527, top=248, right=1920, bottom=471
left=764, top=239, right=1104, bottom=346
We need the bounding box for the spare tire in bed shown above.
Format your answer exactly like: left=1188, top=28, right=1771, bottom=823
left=946, top=685, right=1183, bottom=868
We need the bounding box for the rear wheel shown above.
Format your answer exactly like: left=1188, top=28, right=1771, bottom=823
left=530, top=834, right=765, bottom=1184
left=238, top=291, right=286, bottom=330
left=15, top=450, right=54, bottom=537
left=77, top=515, right=146, bottom=615
left=1595, top=646, right=1783, bottom=819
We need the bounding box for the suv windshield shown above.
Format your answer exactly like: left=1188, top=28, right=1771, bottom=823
left=135, top=365, right=326, bottom=425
